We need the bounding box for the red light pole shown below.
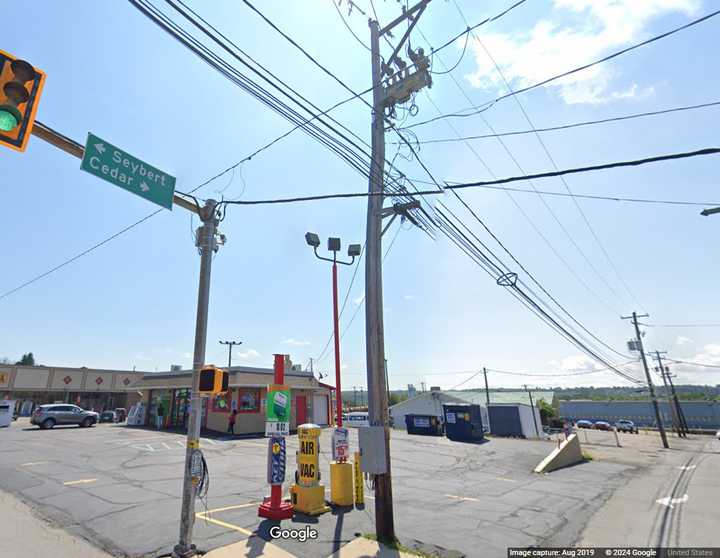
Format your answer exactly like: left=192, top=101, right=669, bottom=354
left=305, top=233, right=361, bottom=426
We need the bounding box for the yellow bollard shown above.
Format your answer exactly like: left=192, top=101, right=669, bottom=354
left=330, top=462, right=354, bottom=506
left=353, top=451, right=364, bottom=505
left=289, top=423, right=329, bottom=515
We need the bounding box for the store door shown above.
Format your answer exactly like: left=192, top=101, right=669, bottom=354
left=296, top=395, right=307, bottom=425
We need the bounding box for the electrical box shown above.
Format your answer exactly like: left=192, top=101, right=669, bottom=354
left=358, top=426, right=387, bottom=474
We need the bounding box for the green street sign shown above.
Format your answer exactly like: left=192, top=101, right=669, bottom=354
left=80, top=132, right=176, bottom=210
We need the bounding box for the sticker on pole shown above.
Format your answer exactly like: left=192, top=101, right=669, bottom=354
left=267, top=436, right=286, bottom=485
left=265, top=384, right=290, bottom=437
left=332, top=427, right=349, bottom=461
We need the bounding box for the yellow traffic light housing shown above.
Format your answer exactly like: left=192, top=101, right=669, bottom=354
left=198, top=365, right=229, bottom=395
left=0, top=50, right=45, bottom=152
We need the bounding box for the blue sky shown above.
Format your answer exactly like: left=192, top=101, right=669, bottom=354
left=2, top=0, right=720, bottom=391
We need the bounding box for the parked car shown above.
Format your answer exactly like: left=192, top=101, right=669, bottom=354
left=114, top=408, right=127, bottom=422
left=31, top=404, right=99, bottom=429
left=575, top=419, right=593, bottom=429
left=100, top=410, right=118, bottom=423
left=716, top=429, right=719, bottom=440
left=615, top=419, right=638, bottom=433
left=593, top=421, right=612, bottom=431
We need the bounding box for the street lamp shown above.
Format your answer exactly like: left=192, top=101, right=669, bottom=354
left=305, top=232, right=360, bottom=428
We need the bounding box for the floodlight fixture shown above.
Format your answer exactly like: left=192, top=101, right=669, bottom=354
left=348, top=244, right=361, bottom=257
left=328, top=237, right=341, bottom=252
left=305, top=232, right=320, bottom=248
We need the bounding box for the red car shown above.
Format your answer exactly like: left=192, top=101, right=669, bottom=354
left=593, top=421, right=611, bottom=431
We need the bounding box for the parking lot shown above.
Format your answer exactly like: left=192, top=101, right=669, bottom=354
left=1, top=419, right=710, bottom=558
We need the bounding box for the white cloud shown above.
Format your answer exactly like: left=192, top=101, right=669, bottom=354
left=182, top=352, right=192, bottom=359
left=689, top=344, right=720, bottom=366
left=464, top=0, right=698, bottom=104
left=675, top=335, right=694, bottom=346
left=283, top=338, right=310, bottom=347
left=238, top=349, right=261, bottom=360
left=403, top=294, right=414, bottom=300
left=134, top=353, right=152, bottom=361
left=353, top=294, right=365, bottom=306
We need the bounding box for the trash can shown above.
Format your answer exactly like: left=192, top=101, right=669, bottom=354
left=405, top=414, right=442, bottom=436
left=443, top=403, right=485, bottom=442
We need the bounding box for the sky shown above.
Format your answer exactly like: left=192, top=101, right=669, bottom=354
left=2, top=0, right=720, bottom=392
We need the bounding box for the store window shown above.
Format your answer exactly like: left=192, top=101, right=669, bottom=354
left=238, top=388, right=260, bottom=413
left=212, top=390, right=232, bottom=413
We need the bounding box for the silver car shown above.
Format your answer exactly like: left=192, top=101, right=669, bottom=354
left=31, top=404, right=99, bottom=429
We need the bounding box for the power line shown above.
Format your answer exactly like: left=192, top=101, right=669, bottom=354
left=640, top=322, right=720, bottom=328
left=395, top=100, right=720, bottom=145
left=666, top=358, right=720, bottom=370
left=459, top=19, right=643, bottom=313
left=443, top=185, right=720, bottom=207
left=216, top=147, right=720, bottom=205
left=416, top=27, right=625, bottom=317
left=404, top=7, right=720, bottom=130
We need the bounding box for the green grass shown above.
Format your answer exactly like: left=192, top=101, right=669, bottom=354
left=362, top=534, right=436, bottom=557
left=582, top=450, right=594, bottom=461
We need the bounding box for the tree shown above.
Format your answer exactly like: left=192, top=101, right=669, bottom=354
left=15, top=353, right=35, bottom=366
left=537, top=398, right=556, bottom=425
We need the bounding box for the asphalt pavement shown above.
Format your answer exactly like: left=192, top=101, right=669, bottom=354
left=1, top=419, right=710, bottom=558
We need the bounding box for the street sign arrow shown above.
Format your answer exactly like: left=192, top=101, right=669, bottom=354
left=80, top=132, right=176, bottom=210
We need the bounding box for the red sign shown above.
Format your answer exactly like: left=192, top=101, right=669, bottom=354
left=123, top=378, right=131, bottom=386
left=63, top=376, right=72, bottom=385
left=95, top=377, right=103, bottom=385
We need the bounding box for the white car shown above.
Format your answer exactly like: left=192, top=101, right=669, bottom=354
left=716, top=429, right=720, bottom=440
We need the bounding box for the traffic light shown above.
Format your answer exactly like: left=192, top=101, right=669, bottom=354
left=0, top=49, right=46, bottom=152
left=198, top=365, right=229, bottom=395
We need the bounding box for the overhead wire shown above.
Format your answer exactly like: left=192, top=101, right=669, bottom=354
left=395, top=100, right=720, bottom=145
left=403, top=7, right=720, bottom=130
left=452, top=2, right=645, bottom=313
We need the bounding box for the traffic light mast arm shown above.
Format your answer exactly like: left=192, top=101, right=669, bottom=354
left=30, top=121, right=199, bottom=214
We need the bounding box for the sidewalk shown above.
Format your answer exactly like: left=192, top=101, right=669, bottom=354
left=202, top=536, right=419, bottom=558
left=0, top=488, right=111, bottom=558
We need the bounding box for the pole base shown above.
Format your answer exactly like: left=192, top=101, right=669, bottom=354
left=330, top=462, right=354, bottom=506
left=171, top=543, right=198, bottom=558
left=258, top=497, right=294, bottom=520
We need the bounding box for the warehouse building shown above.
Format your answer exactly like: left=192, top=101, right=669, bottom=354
left=389, top=388, right=553, bottom=432
left=0, top=363, right=144, bottom=416
left=559, top=399, right=720, bottom=430
left=133, top=361, right=333, bottom=435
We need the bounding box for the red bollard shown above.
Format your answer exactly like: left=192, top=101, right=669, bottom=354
left=258, top=354, right=294, bottom=520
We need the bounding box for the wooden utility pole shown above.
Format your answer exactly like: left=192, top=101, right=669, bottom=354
left=622, top=312, right=669, bottom=448
left=365, top=0, right=431, bottom=542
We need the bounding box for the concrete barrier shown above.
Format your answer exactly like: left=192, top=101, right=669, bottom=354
left=534, top=433, right=584, bottom=473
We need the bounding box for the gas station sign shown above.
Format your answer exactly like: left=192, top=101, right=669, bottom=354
left=267, top=436, right=286, bottom=485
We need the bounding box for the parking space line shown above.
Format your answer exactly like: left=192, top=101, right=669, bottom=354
left=195, top=501, right=261, bottom=537
left=63, top=479, right=97, bottom=486
left=496, top=477, right=516, bottom=482
left=162, top=442, right=171, bottom=450
left=446, top=494, right=480, bottom=502
left=21, top=461, right=50, bottom=467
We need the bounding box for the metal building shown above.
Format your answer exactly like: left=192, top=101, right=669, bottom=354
left=559, top=399, right=720, bottom=430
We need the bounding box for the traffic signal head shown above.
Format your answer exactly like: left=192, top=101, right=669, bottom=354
left=198, top=365, right=229, bottom=395
left=0, top=50, right=45, bottom=152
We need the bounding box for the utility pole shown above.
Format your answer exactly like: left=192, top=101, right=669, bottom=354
left=365, top=3, right=431, bottom=541
left=665, top=370, right=690, bottom=435
left=483, top=367, right=490, bottom=407
left=174, top=199, right=222, bottom=558
left=652, top=351, right=683, bottom=438
left=622, top=312, right=669, bottom=449
left=524, top=384, right=539, bottom=437
left=219, top=340, right=242, bottom=375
